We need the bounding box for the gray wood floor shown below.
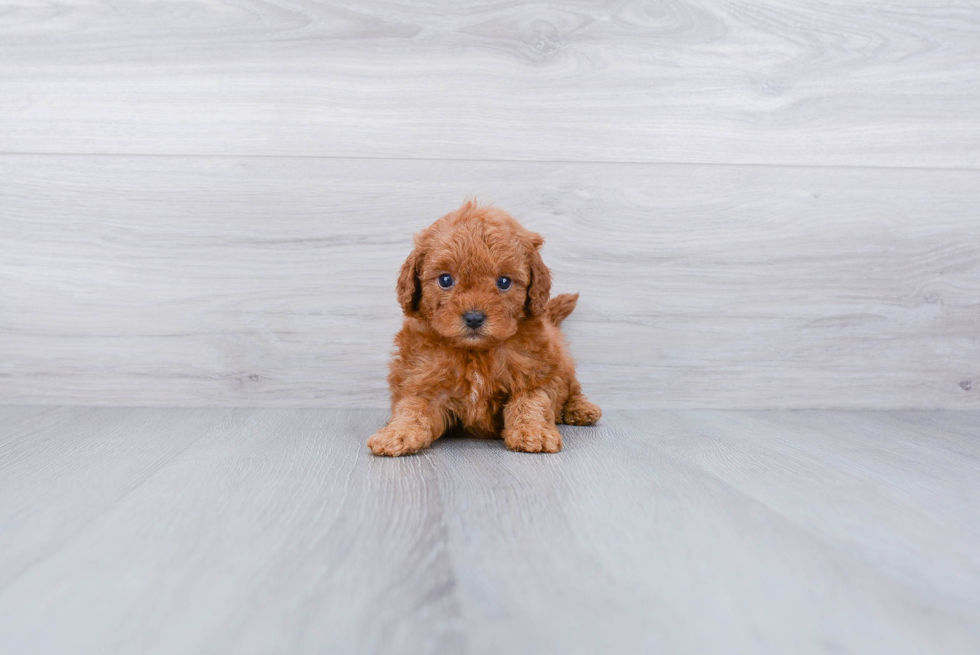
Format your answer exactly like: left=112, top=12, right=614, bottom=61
left=1, top=406, right=978, bottom=654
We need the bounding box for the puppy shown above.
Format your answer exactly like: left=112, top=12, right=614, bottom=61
left=367, top=201, right=601, bottom=456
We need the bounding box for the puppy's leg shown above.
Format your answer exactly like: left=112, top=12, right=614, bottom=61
left=503, top=388, right=563, bottom=453
left=368, top=396, right=448, bottom=457
left=560, top=382, right=602, bottom=426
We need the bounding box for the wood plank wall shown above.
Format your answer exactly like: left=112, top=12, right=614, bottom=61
left=1, top=0, right=978, bottom=408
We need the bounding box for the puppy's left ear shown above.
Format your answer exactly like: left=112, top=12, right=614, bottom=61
left=396, top=246, right=424, bottom=317
left=524, top=232, right=552, bottom=317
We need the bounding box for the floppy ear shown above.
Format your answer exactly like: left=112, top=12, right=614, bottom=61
left=396, top=246, right=424, bottom=317
left=524, top=233, right=552, bottom=317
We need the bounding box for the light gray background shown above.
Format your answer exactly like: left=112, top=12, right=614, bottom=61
left=1, top=0, right=979, bottom=409
left=2, top=4, right=980, bottom=654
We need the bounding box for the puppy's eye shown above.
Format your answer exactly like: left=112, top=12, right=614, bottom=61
left=437, top=273, right=454, bottom=289
left=496, top=276, right=512, bottom=291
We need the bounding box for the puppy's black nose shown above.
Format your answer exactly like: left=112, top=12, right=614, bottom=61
left=463, top=310, right=486, bottom=329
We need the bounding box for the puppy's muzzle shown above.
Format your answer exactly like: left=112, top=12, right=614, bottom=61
left=462, top=310, right=486, bottom=330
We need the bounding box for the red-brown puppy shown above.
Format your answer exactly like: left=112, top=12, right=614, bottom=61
left=368, top=201, right=600, bottom=456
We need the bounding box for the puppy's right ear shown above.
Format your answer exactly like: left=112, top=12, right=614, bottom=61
left=396, top=246, right=424, bottom=317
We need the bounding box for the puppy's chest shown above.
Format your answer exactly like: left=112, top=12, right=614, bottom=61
left=452, top=362, right=506, bottom=403
left=443, top=357, right=509, bottom=430
left=460, top=368, right=500, bottom=405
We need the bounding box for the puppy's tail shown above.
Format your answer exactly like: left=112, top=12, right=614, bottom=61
left=546, top=293, right=579, bottom=326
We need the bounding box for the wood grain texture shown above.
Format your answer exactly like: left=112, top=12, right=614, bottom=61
left=0, top=406, right=235, bottom=588
left=0, top=0, right=979, bottom=166
left=0, top=407, right=978, bottom=654
left=437, top=410, right=980, bottom=654
left=2, top=155, right=977, bottom=408
left=0, top=408, right=464, bottom=654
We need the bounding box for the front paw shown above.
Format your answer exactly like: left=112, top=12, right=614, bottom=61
left=504, top=422, right=563, bottom=453
left=367, top=424, right=430, bottom=457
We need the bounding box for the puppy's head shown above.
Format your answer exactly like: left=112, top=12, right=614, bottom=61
left=397, top=201, right=551, bottom=348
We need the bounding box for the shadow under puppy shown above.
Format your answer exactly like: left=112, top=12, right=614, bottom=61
left=368, top=201, right=601, bottom=456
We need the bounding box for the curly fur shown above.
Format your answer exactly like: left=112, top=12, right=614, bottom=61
left=367, top=201, right=600, bottom=456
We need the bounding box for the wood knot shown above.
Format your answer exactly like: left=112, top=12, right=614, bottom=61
left=522, top=20, right=562, bottom=61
